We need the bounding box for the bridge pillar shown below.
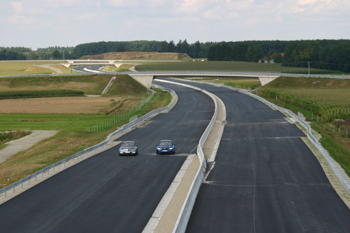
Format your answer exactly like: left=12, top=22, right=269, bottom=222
left=128, top=74, right=154, bottom=90
left=258, top=76, right=279, bottom=86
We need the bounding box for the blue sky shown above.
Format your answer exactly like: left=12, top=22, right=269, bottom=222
left=0, top=0, right=349, bottom=49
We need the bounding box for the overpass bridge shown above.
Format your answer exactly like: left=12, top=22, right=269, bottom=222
left=64, top=60, right=118, bottom=67
left=109, top=71, right=280, bottom=89
left=80, top=69, right=350, bottom=89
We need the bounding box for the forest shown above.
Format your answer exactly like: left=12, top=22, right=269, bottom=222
left=207, top=40, right=350, bottom=72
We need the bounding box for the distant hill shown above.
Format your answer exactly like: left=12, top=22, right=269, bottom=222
left=79, top=52, right=191, bottom=60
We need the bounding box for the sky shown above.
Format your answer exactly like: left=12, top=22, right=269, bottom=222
left=0, top=0, right=349, bottom=50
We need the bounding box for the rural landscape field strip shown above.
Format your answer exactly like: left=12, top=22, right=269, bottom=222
left=0, top=74, right=171, bottom=188
left=0, top=61, right=62, bottom=75
left=261, top=88, right=350, bottom=121
left=134, top=61, right=339, bottom=74
left=170, top=80, right=350, bottom=233
left=0, top=82, right=214, bottom=233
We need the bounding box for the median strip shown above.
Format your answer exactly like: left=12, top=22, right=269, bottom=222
left=143, top=79, right=226, bottom=233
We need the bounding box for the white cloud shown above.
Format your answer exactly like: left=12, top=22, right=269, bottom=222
left=1, top=0, right=349, bottom=48
left=11, top=2, right=23, bottom=13
left=7, top=14, right=36, bottom=25
left=30, top=0, right=83, bottom=7
left=298, top=0, right=318, bottom=5
left=107, top=0, right=169, bottom=7
left=77, top=12, right=98, bottom=21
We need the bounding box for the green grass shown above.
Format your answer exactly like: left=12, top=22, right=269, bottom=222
left=0, top=144, right=8, bottom=150
left=135, top=61, right=343, bottom=74
left=0, top=92, right=170, bottom=132
left=0, top=90, right=84, bottom=100
left=151, top=86, right=167, bottom=93
left=0, top=91, right=173, bottom=187
left=0, top=74, right=146, bottom=96
left=0, top=131, right=31, bottom=146
left=0, top=61, right=64, bottom=76
left=0, top=114, right=114, bottom=131
left=198, top=78, right=261, bottom=90
left=312, top=123, right=350, bottom=177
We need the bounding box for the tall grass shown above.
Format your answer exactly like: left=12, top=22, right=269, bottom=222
left=0, top=130, right=31, bottom=145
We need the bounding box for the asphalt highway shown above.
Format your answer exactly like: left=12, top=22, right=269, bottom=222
left=0, top=81, right=214, bottom=233
left=73, top=65, right=105, bottom=73
left=169, top=80, right=350, bottom=233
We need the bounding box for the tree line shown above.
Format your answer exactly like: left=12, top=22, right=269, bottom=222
left=73, top=40, right=213, bottom=58
left=207, top=40, right=350, bottom=72
left=1, top=40, right=350, bottom=72
left=0, top=46, right=75, bottom=60
left=282, top=41, right=350, bottom=72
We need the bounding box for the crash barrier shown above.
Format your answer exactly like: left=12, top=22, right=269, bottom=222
left=155, top=80, right=218, bottom=233
left=0, top=86, right=177, bottom=200
left=173, top=78, right=350, bottom=195
left=87, top=91, right=155, bottom=132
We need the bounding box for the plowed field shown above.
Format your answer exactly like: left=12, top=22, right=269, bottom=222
left=0, top=97, right=121, bottom=114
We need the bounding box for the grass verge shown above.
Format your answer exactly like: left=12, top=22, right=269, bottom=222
left=0, top=131, right=31, bottom=146
left=191, top=78, right=261, bottom=90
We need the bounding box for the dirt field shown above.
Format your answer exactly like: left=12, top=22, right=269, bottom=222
left=0, top=81, right=99, bottom=92
left=0, top=96, right=122, bottom=114
left=80, top=52, right=191, bottom=60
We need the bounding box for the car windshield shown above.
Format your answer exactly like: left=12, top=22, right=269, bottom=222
left=121, top=142, right=135, bottom=147
left=159, top=141, right=172, bottom=146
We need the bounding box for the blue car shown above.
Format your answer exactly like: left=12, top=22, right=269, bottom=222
left=156, top=140, right=175, bottom=154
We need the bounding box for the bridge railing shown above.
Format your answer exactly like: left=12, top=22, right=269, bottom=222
left=1, top=70, right=350, bottom=79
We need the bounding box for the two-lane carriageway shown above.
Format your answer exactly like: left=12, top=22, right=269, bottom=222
left=0, top=81, right=214, bottom=233
left=169, top=80, right=350, bottom=233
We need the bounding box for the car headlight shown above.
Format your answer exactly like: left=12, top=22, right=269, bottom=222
left=169, top=147, right=173, bottom=150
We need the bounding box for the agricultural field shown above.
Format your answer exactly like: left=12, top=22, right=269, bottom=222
left=0, top=96, right=122, bottom=114
left=135, top=61, right=346, bottom=75
left=0, top=74, right=144, bottom=95
left=0, top=61, right=64, bottom=75
left=256, top=76, right=350, bottom=177
left=256, top=77, right=350, bottom=121
left=0, top=74, right=172, bottom=187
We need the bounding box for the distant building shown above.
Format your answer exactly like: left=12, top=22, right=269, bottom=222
left=259, top=53, right=284, bottom=63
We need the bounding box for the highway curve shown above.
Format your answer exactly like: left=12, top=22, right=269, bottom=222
left=0, top=81, right=214, bottom=233
left=169, top=80, right=350, bottom=233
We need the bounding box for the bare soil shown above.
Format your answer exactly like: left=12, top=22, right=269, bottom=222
left=0, top=97, right=122, bottom=114
left=0, top=82, right=100, bottom=95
